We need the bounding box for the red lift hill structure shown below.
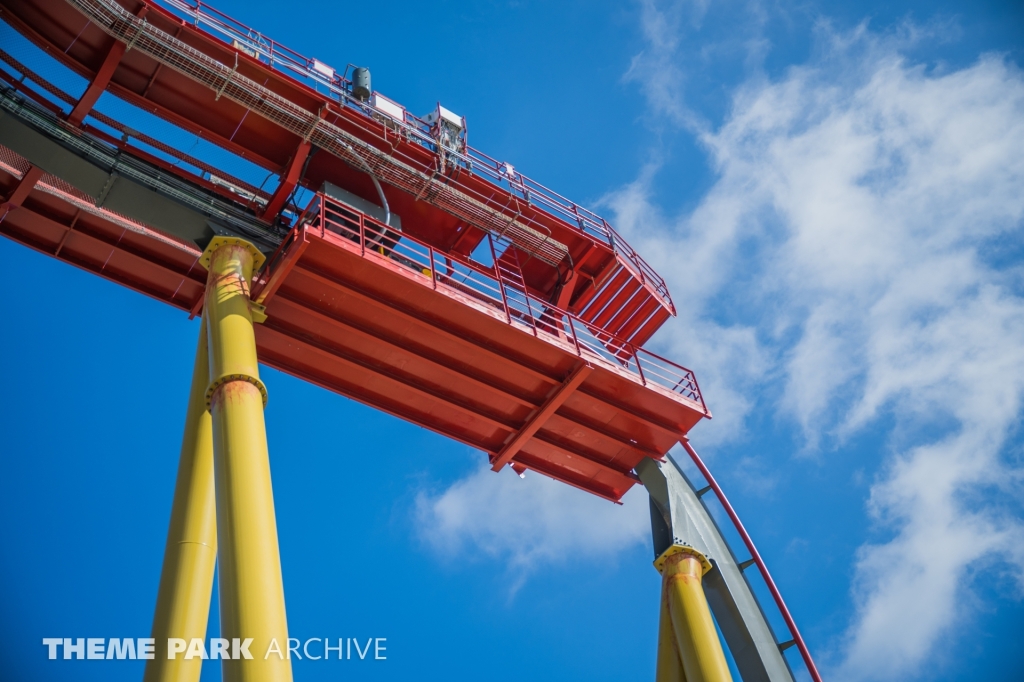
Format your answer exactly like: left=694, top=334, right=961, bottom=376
left=0, top=1, right=822, bottom=680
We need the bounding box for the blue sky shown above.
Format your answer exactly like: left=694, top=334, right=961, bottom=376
left=2, top=1, right=1024, bottom=680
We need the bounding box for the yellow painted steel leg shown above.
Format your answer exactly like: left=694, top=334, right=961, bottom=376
left=657, top=547, right=732, bottom=682
left=202, top=237, right=292, bottom=682
left=144, top=316, right=217, bottom=682
left=656, top=581, right=688, bottom=682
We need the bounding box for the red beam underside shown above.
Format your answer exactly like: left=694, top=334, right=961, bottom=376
left=491, top=363, right=592, bottom=471
left=68, top=36, right=127, bottom=125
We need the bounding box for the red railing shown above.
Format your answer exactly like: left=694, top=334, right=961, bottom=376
left=263, top=193, right=706, bottom=414
left=680, top=439, right=822, bottom=682
left=153, top=0, right=674, bottom=313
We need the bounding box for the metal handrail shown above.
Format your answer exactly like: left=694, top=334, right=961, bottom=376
left=283, top=194, right=706, bottom=413
left=151, top=0, right=674, bottom=311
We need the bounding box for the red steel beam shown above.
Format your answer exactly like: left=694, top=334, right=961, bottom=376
left=67, top=5, right=149, bottom=125
left=295, top=256, right=691, bottom=440
left=1, top=204, right=202, bottom=308
left=570, top=256, right=622, bottom=312
left=253, top=229, right=309, bottom=306
left=0, top=51, right=271, bottom=203
left=581, top=267, right=631, bottom=320
left=296, top=265, right=561, bottom=388
left=263, top=314, right=520, bottom=432
left=0, top=63, right=67, bottom=115
left=0, top=165, right=44, bottom=218
left=272, top=290, right=540, bottom=408
left=630, top=306, right=671, bottom=348
left=270, top=289, right=662, bottom=461
left=260, top=140, right=312, bottom=220
left=510, top=451, right=622, bottom=503
left=260, top=341, right=634, bottom=502
left=256, top=326, right=499, bottom=449
left=591, top=280, right=641, bottom=332
left=491, top=362, right=592, bottom=471
left=53, top=209, right=81, bottom=256
left=67, top=40, right=126, bottom=125
left=555, top=279, right=574, bottom=311
left=256, top=322, right=636, bottom=493
left=607, top=287, right=661, bottom=341
left=0, top=7, right=280, bottom=171
left=577, top=385, right=687, bottom=440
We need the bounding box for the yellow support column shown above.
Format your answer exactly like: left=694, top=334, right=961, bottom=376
left=656, top=547, right=733, bottom=682
left=201, top=236, right=291, bottom=682
left=656, top=582, right=688, bottom=682
left=144, top=317, right=217, bottom=682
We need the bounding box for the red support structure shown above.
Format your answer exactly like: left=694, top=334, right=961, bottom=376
left=0, top=165, right=44, bottom=219
left=490, top=362, right=592, bottom=471
left=0, top=0, right=708, bottom=502
left=253, top=227, right=309, bottom=306
left=260, top=140, right=313, bottom=220
left=0, top=3, right=826, bottom=679
left=554, top=274, right=575, bottom=311
left=67, top=40, right=126, bottom=125
left=1, top=0, right=677, bottom=343
left=679, top=438, right=823, bottom=682
left=67, top=5, right=149, bottom=126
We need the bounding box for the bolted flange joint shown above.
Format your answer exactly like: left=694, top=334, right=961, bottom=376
left=199, top=235, right=267, bottom=273
left=205, top=372, right=269, bottom=410
left=655, top=544, right=714, bottom=576
left=199, top=236, right=270, bottom=409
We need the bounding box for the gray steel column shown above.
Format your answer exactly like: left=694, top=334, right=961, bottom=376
left=637, top=455, right=795, bottom=682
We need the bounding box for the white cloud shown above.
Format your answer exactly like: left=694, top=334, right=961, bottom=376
left=413, top=8, right=1024, bottom=681
left=414, top=464, right=649, bottom=586
left=610, top=22, right=1024, bottom=682
left=623, top=0, right=709, bottom=130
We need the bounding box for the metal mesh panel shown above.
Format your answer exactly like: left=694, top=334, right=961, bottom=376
left=0, top=141, right=32, bottom=176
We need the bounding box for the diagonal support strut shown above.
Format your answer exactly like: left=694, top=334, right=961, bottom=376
left=259, top=140, right=313, bottom=221
left=0, top=165, right=45, bottom=220
left=490, top=362, right=592, bottom=471
left=67, top=6, right=148, bottom=126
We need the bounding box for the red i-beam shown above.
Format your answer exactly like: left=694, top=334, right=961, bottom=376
left=67, top=41, right=125, bottom=125
left=260, top=141, right=313, bottom=220
left=0, top=165, right=44, bottom=220
left=67, top=6, right=148, bottom=126
left=490, top=362, right=593, bottom=471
